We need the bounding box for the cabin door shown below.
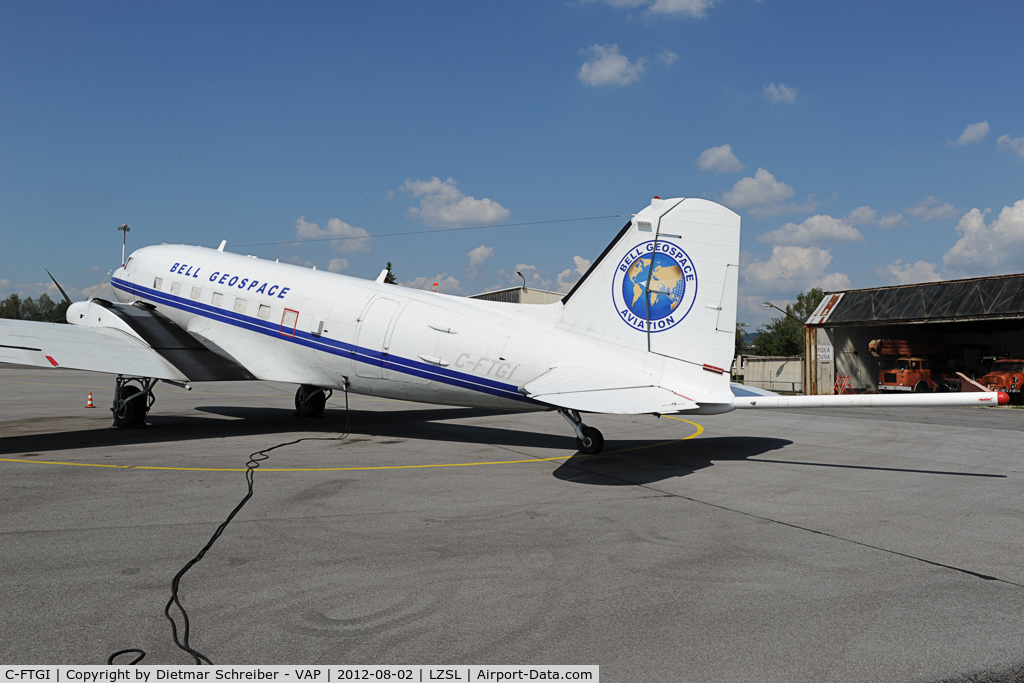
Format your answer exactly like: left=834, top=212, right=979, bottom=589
left=354, top=297, right=401, bottom=379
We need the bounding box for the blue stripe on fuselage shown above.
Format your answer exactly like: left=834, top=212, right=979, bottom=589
left=111, top=277, right=530, bottom=402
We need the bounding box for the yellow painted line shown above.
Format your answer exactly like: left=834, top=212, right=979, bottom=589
left=0, top=417, right=704, bottom=472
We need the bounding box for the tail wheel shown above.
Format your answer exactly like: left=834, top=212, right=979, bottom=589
left=113, top=386, right=145, bottom=428
left=295, top=384, right=328, bottom=417
left=914, top=381, right=930, bottom=393
left=576, top=426, right=605, bottom=455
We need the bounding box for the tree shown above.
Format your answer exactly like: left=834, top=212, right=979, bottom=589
left=751, top=287, right=825, bottom=357
left=383, top=261, right=397, bottom=285
left=0, top=293, right=69, bottom=323
left=735, top=322, right=750, bottom=356
left=0, top=293, right=22, bottom=320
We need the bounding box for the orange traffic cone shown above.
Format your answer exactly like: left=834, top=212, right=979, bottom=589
left=85, top=392, right=95, bottom=408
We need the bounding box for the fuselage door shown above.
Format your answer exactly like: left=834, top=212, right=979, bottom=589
left=354, top=297, right=401, bottom=379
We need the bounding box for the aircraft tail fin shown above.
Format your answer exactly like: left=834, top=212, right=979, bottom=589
left=558, top=197, right=740, bottom=377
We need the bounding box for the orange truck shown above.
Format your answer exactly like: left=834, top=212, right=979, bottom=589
left=869, top=340, right=963, bottom=393
left=979, top=359, right=1024, bottom=404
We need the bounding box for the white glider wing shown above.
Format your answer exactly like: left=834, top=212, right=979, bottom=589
left=0, top=318, right=187, bottom=380
left=522, top=364, right=698, bottom=414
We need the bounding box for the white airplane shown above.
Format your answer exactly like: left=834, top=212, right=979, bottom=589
left=0, top=197, right=1009, bottom=453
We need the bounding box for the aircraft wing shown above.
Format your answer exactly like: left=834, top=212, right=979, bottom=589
left=521, top=364, right=698, bottom=414
left=0, top=318, right=187, bottom=380
left=0, top=299, right=256, bottom=382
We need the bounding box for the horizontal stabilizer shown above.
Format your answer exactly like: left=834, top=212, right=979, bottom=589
left=731, top=383, right=780, bottom=398
left=522, top=365, right=698, bottom=414
left=733, top=392, right=1008, bottom=409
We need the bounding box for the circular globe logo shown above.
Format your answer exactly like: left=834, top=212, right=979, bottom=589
left=612, top=240, right=698, bottom=333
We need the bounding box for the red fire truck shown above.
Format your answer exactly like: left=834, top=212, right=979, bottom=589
left=869, top=340, right=964, bottom=393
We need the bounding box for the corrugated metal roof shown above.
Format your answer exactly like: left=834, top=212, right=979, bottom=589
left=809, top=273, right=1024, bottom=326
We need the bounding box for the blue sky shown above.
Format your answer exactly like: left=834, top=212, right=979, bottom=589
left=2, top=0, right=1023, bottom=324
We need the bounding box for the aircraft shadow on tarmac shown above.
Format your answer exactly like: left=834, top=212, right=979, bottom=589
left=553, top=435, right=793, bottom=486
left=0, top=405, right=571, bottom=456
left=552, top=435, right=1008, bottom=486
left=1, top=406, right=1005, bottom=484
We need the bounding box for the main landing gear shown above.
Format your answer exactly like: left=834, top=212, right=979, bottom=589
left=560, top=409, right=604, bottom=455
left=111, top=376, right=157, bottom=428
left=295, top=384, right=332, bottom=417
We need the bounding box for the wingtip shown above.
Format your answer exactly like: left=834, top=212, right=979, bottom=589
left=998, top=391, right=1010, bottom=405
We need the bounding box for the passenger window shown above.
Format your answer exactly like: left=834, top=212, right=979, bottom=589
left=154, top=277, right=163, bottom=290
left=258, top=304, right=271, bottom=320
left=233, top=298, right=246, bottom=314
left=212, top=292, right=224, bottom=307
left=170, top=282, right=181, bottom=295
left=190, top=286, right=202, bottom=301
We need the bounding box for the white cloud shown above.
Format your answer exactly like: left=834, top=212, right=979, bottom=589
left=556, top=256, right=593, bottom=292
left=400, top=177, right=511, bottom=228
left=756, top=214, right=865, bottom=247
left=401, top=273, right=463, bottom=295
left=510, top=264, right=552, bottom=291
left=742, top=246, right=850, bottom=293
left=577, top=44, right=646, bottom=87
left=327, top=258, right=349, bottom=273
left=657, top=50, right=679, bottom=66
left=697, top=144, right=744, bottom=173
left=997, top=134, right=1024, bottom=158
left=594, top=0, right=716, bottom=16
left=294, top=216, right=372, bottom=253
left=764, top=82, right=797, bottom=104
left=846, top=206, right=877, bottom=225
left=951, top=121, right=989, bottom=146
left=906, top=196, right=959, bottom=222
left=649, top=0, right=717, bottom=17
left=874, top=260, right=942, bottom=285
left=722, top=168, right=814, bottom=217
left=0, top=278, right=115, bottom=302
left=877, top=211, right=905, bottom=229
left=466, top=244, right=494, bottom=281
left=943, top=199, right=1024, bottom=274
left=283, top=256, right=316, bottom=268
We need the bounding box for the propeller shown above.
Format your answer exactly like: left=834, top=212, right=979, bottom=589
left=45, top=269, right=73, bottom=305
left=87, top=269, right=113, bottom=302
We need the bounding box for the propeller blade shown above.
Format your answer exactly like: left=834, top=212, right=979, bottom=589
left=87, top=269, right=113, bottom=302
left=45, top=269, right=73, bottom=305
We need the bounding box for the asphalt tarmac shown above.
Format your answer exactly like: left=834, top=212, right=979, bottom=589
left=2, top=365, right=1024, bottom=682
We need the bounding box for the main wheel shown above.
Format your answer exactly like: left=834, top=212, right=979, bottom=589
left=575, top=426, right=604, bottom=455
left=295, top=384, right=327, bottom=417
left=913, top=381, right=930, bottom=393
left=113, top=386, right=144, bottom=428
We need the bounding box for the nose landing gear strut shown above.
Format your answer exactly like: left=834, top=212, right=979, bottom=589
left=560, top=409, right=604, bottom=455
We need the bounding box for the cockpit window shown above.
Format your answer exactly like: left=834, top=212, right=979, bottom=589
left=124, top=258, right=133, bottom=270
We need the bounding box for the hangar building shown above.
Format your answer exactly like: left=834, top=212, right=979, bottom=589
left=803, top=273, right=1024, bottom=394
left=470, top=287, right=563, bottom=304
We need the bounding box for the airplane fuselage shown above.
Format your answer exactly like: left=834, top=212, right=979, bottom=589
left=109, top=245, right=664, bottom=411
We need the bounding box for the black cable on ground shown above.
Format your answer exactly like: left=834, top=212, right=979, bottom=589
left=108, top=387, right=351, bottom=665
